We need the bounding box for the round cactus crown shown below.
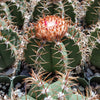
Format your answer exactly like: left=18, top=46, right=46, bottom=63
left=35, top=15, right=68, bottom=42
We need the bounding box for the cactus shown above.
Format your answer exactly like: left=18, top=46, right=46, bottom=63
left=25, top=70, right=89, bottom=100
left=0, top=27, right=21, bottom=71
left=21, top=95, right=36, bottom=100
left=32, top=0, right=75, bottom=22
left=6, top=1, right=24, bottom=28
left=0, top=36, right=16, bottom=71
left=24, top=1, right=81, bottom=72
left=90, top=76, right=100, bottom=95
left=0, top=2, right=12, bottom=21
left=1, top=29, right=20, bottom=47
left=85, top=0, right=100, bottom=26
left=89, top=28, right=100, bottom=69
left=0, top=17, right=8, bottom=29
left=89, top=28, right=100, bottom=47
left=24, top=32, right=81, bottom=73
left=90, top=76, right=100, bottom=84
left=90, top=42, right=100, bottom=69
left=0, top=1, right=24, bottom=28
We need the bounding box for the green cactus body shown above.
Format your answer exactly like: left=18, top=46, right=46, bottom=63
left=1, top=29, right=20, bottom=47
left=24, top=38, right=67, bottom=72
left=90, top=76, right=100, bottom=85
left=5, top=1, right=24, bottom=28
left=89, top=28, right=100, bottom=44
left=32, top=0, right=75, bottom=22
left=21, top=95, right=36, bottom=100
left=53, top=0, right=75, bottom=22
left=0, top=29, right=20, bottom=71
left=0, top=2, right=12, bottom=21
left=27, top=72, right=87, bottom=100
left=0, top=18, right=8, bottom=28
left=67, top=26, right=80, bottom=41
left=0, top=3, right=6, bottom=18
left=0, top=37, right=16, bottom=71
left=28, top=80, right=87, bottom=100
left=85, top=0, right=100, bottom=25
left=24, top=0, right=81, bottom=73
left=32, top=0, right=51, bottom=22
left=24, top=36, right=81, bottom=73
left=69, top=94, right=87, bottom=100
left=47, top=80, right=71, bottom=99
left=0, top=1, right=24, bottom=28
left=28, top=79, right=72, bottom=100
left=28, top=81, right=48, bottom=100
left=89, top=28, right=100, bottom=69
left=62, top=37, right=81, bottom=67
left=90, top=42, right=100, bottom=69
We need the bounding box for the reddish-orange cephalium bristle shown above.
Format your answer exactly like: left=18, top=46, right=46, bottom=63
left=35, top=15, right=68, bottom=41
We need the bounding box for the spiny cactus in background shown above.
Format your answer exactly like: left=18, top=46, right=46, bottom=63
left=0, top=0, right=24, bottom=72
left=85, top=0, right=100, bottom=26
left=24, top=37, right=81, bottom=73
left=1, top=29, right=20, bottom=46
left=90, top=42, right=100, bottom=69
left=87, top=28, right=100, bottom=69
left=0, top=1, right=24, bottom=28
left=0, top=21, right=21, bottom=71
left=24, top=69, right=99, bottom=100
left=0, top=36, right=16, bottom=71
left=32, top=0, right=75, bottom=22
left=25, top=70, right=85, bottom=100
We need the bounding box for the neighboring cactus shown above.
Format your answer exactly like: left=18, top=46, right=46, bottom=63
left=0, top=36, right=16, bottom=71
left=0, top=28, right=21, bottom=71
left=6, top=1, right=24, bottom=28
left=90, top=42, right=100, bottom=69
left=21, top=95, right=36, bottom=100
left=0, top=1, right=24, bottom=28
left=90, top=76, right=100, bottom=96
left=67, top=26, right=80, bottom=41
left=25, top=70, right=99, bottom=100
left=25, top=70, right=88, bottom=100
left=89, top=28, right=100, bottom=69
left=0, top=2, right=12, bottom=21
left=53, top=0, right=75, bottom=22
left=85, top=0, right=100, bottom=26
left=0, top=18, right=8, bottom=28
left=89, top=28, right=100, bottom=47
left=90, top=76, right=100, bottom=85
left=32, top=0, right=75, bottom=22
left=1, top=29, right=20, bottom=47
